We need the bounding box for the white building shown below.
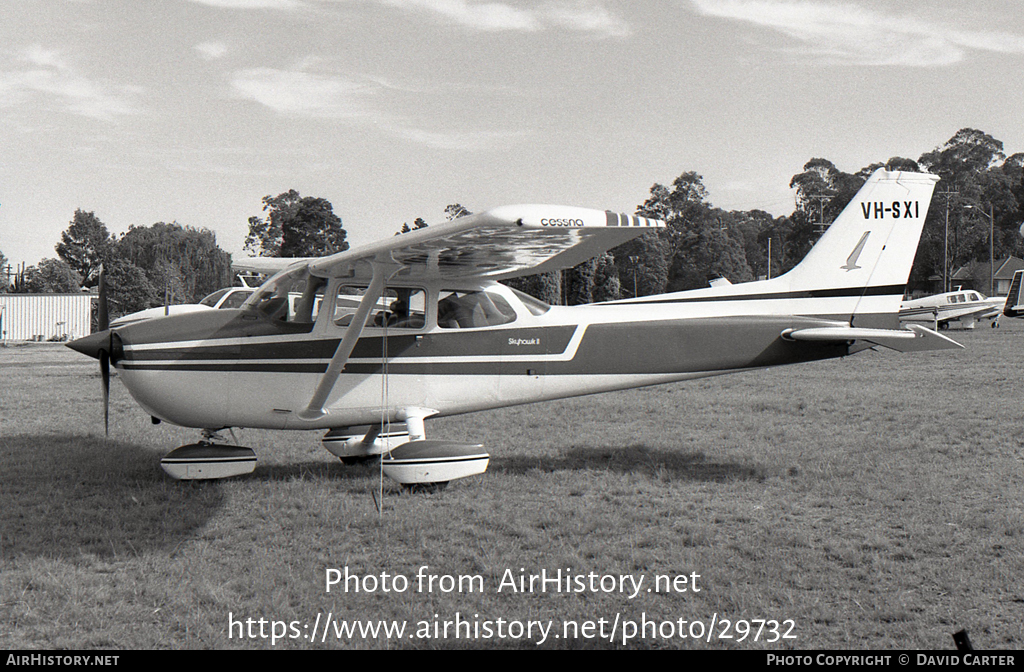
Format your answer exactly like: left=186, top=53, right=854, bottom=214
left=0, top=293, right=94, bottom=342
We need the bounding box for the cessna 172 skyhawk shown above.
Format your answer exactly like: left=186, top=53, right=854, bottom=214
left=68, top=168, right=961, bottom=486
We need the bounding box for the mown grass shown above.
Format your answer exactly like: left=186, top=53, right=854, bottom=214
left=1, top=321, right=1022, bottom=650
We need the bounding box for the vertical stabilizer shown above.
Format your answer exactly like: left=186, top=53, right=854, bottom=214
left=1004, top=269, right=1024, bottom=318
left=779, top=169, right=939, bottom=327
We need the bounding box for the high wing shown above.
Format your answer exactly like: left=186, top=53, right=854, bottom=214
left=232, top=206, right=660, bottom=282
left=306, top=205, right=662, bottom=281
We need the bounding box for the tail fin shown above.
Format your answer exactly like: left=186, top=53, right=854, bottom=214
left=1004, top=269, right=1024, bottom=318
left=780, top=168, right=939, bottom=328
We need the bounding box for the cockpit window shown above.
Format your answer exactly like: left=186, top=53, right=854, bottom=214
left=243, top=265, right=326, bottom=323
left=334, top=286, right=426, bottom=330
left=437, top=290, right=517, bottom=329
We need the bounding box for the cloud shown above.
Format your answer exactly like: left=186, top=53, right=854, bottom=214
left=195, top=41, right=229, bottom=60
left=381, top=0, right=630, bottom=37
left=230, top=66, right=522, bottom=149
left=383, top=123, right=525, bottom=151
left=185, top=0, right=305, bottom=8
left=231, top=68, right=374, bottom=117
left=689, top=0, right=1024, bottom=66
left=0, top=46, right=138, bottom=120
left=185, top=0, right=630, bottom=37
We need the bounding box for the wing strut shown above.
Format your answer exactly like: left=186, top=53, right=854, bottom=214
left=299, top=257, right=404, bottom=421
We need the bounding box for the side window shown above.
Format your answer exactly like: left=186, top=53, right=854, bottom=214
left=437, top=290, right=517, bottom=329
left=333, top=287, right=426, bottom=330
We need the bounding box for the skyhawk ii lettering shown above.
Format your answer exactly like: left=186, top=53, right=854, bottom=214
left=860, top=201, right=920, bottom=219
left=68, top=169, right=961, bottom=489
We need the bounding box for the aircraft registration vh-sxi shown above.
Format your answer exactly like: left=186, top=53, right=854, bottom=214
left=68, top=168, right=962, bottom=488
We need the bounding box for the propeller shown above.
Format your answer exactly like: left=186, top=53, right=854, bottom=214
left=67, top=266, right=119, bottom=435
left=98, top=266, right=110, bottom=435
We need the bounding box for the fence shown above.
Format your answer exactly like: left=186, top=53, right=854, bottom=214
left=0, top=293, right=94, bottom=341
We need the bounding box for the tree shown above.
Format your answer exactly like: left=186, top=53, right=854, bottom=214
left=591, top=253, right=621, bottom=302
left=396, top=217, right=429, bottom=235
left=916, top=129, right=1011, bottom=287
left=245, top=190, right=349, bottom=257
left=445, top=204, right=471, bottom=220
left=565, top=258, right=597, bottom=305
left=0, top=248, right=9, bottom=292
left=116, top=222, right=232, bottom=304
left=55, top=209, right=114, bottom=287
left=103, top=257, right=159, bottom=316
left=503, top=272, right=561, bottom=304
left=919, top=128, right=1006, bottom=186
left=635, top=171, right=752, bottom=292
left=21, top=258, right=82, bottom=293
left=610, top=232, right=671, bottom=297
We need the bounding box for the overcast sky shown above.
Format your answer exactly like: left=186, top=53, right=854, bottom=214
left=2, top=0, right=1022, bottom=268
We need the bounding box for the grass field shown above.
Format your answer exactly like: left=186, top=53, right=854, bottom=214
left=1, top=320, right=1022, bottom=650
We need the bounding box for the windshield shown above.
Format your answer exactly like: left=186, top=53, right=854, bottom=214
left=199, top=288, right=230, bottom=307
left=242, top=265, right=326, bottom=323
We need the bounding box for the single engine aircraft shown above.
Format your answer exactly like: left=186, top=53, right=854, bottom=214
left=68, top=168, right=961, bottom=486
left=899, top=288, right=1005, bottom=330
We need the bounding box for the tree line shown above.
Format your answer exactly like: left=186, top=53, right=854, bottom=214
left=0, top=212, right=234, bottom=317
left=2, top=127, right=1021, bottom=313
left=513, top=128, right=1023, bottom=305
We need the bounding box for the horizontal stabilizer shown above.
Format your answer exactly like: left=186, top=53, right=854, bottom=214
left=783, top=324, right=963, bottom=352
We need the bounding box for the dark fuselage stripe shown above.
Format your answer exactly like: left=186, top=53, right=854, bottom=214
left=618, top=284, right=905, bottom=305
left=119, top=316, right=849, bottom=376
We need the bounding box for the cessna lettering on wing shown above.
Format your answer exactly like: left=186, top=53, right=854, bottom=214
left=540, top=218, right=585, bottom=227
left=861, top=201, right=920, bottom=219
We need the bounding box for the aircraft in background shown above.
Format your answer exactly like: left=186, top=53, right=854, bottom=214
left=69, top=169, right=960, bottom=488
left=899, top=288, right=1005, bottom=330
left=110, top=286, right=255, bottom=328
left=1003, top=270, right=1024, bottom=318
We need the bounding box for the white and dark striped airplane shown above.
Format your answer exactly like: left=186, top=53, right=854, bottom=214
left=69, top=168, right=961, bottom=486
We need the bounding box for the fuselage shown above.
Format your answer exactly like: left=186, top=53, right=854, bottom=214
left=104, top=272, right=861, bottom=431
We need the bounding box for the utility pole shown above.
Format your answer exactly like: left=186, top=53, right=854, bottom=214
left=965, top=202, right=995, bottom=296
left=939, top=189, right=959, bottom=293
left=807, top=193, right=835, bottom=236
